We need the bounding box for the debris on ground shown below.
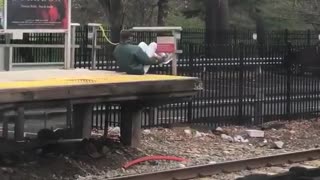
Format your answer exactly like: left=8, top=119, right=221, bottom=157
left=0, top=119, right=320, bottom=179
left=212, top=127, right=225, bottom=135
left=260, top=121, right=286, bottom=130
left=234, top=135, right=249, bottom=143
left=246, top=130, right=265, bottom=138
left=184, top=129, right=192, bottom=136
left=273, top=141, right=285, bottom=149
left=178, top=163, right=186, bottom=168
left=143, top=129, right=151, bottom=135
left=221, top=134, right=234, bottom=142
left=194, top=131, right=203, bottom=138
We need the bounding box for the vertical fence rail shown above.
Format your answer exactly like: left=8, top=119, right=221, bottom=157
left=238, top=43, right=244, bottom=125
left=286, top=43, right=292, bottom=119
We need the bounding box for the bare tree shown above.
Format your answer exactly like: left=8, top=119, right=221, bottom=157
left=72, top=0, right=105, bottom=24
left=98, top=0, right=124, bottom=42
left=122, top=0, right=158, bottom=27
left=157, top=0, right=169, bottom=26
left=293, top=0, right=320, bottom=29
left=205, top=0, right=229, bottom=45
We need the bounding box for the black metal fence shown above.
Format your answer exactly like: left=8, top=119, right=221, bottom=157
left=7, top=27, right=320, bottom=128
left=90, top=42, right=320, bottom=129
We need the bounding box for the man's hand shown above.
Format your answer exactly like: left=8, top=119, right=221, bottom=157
left=153, top=53, right=168, bottom=64
left=151, top=56, right=164, bottom=64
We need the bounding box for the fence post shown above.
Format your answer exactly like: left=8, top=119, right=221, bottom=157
left=49, top=33, right=53, bottom=63
left=14, top=106, right=25, bottom=141
left=66, top=102, right=73, bottom=129
left=286, top=42, right=292, bottom=119
left=3, top=34, right=13, bottom=71
left=307, top=29, right=311, bottom=47
left=284, top=29, right=288, bottom=42
left=238, top=42, right=244, bottom=125
left=187, top=43, right=194, bottom=123
left=70, top=23, right=80, bottom=69
left=78, top=25, right=90, bottom=69
left=233, top=27, right=237, bottom=45
left=104, top=105, right=110, bottom=136
left=90, top=25, right=98, bottom=70
left=233, top=27, right=238, bottom=57
left=254, top=48, right=264, bottom=125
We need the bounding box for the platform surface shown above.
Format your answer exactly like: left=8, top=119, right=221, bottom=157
left=0, top=69, right=200, bottom=105
left=0, top=69, right=191, bottom=89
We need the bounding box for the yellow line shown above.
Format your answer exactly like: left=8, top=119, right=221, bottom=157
left=0, top=74, right=185, bottom=89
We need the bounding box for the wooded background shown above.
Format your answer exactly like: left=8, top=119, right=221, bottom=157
left=72, top=0, right=320, bottom=42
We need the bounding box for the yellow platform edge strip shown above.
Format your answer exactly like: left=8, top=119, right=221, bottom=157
left=0, top=74, right=187, bottom=89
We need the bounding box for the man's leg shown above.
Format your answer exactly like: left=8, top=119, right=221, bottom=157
left=138, top=42, right=153, bottom=74
left=138, top=42, right=152, bottom=57
left=139, top=42, right=166, bottom=60
left=146, top=42, right=157, bottom=57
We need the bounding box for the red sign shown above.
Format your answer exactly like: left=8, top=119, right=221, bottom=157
left=156, top=36, right=176, bottom=53
left=156, top=43, right=175, bottom=53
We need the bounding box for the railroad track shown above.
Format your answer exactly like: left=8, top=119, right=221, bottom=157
left=109, top=148, right=320, bottom=180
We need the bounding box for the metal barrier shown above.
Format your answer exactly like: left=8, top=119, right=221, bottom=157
left=0, top=23, right=99, bottom=71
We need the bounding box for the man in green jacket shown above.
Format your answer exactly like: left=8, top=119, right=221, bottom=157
left=113, top=30, right=167, bottom=75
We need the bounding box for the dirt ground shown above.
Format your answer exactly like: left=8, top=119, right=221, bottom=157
left=1, top=118, right=320, bottom=180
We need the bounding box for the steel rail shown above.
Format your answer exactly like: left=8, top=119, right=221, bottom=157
left=109, top=148, right=320, bottom=180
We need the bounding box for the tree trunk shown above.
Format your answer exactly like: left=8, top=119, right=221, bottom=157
left=205, top=0, right=215, bottom=45
left=205, top=0, right=229, bottom=57
left=110, top=26, right=122, bottom=43
left=255, top=8, right=266, bottom=57
left=157, top=0, right=169, bottom=26
left=99, top=0, right=124, bottom=43
left=206, top=0, right=229, bottom=44
left=216, top=0, right=229, bottom=44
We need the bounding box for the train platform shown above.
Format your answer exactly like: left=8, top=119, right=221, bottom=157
left=0, top=69, right=202, bottom=148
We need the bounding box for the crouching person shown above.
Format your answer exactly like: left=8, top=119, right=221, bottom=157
left=113, top=30, right=168, bottom=75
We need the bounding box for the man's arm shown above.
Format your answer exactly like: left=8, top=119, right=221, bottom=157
left=134, top=47, right=162, bottom=65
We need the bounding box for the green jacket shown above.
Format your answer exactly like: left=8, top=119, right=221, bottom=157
left=113, top=42, right=159, bottom=75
